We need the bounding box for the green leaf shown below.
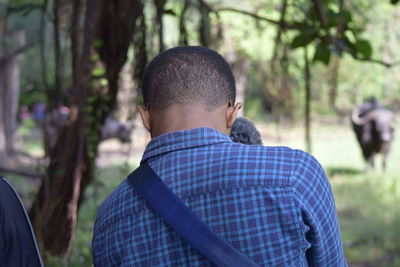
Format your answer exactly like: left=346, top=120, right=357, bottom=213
left=92, top=66, right=106, bottom=77
left=164, top=9, right=176, bottom=16
left=313, top=43, right=331, bottom=65
left=391, top=0, right=399, bottom=5
left=93, top=39, right=104, bottom=49
left=99, top=78, right=108, bottom=87
left=326, top=9, right=352, bottom=29
left=88, top=95, right=97, bottom=104
left=326, top=9, right=339, bottom=28
left=290, top=33, right=316, bottom=49
left=343, top=35, right=357, bottom=55
left=355, top=39, right=372, bottom=59
left=91, top=53, right=100, bottom=62
left=342, top=10, right=353, bottom=24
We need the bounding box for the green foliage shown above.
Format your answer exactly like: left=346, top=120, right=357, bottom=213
left=313, top=42, right=331, bottom=64
left=91, top=66, right=106, bottom=77
left=90, top=53, right=100, bottom=62
left=19, top=87, right=46, bottom=107
left=290, top=32, right=317, bottom=49
left=287, top=1, right=375, bottom=66
left=163, top=8, right=177, bottom=16
left=354, top=39, right=372, bottom=59
left=326, top=9, right=352, bottom=28
left=93, top=39, right=104, bottom=49
left=244, top=96, right=266, bottom=121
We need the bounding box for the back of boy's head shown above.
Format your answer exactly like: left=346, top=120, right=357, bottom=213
left=142, top=46, right=236, bottom=111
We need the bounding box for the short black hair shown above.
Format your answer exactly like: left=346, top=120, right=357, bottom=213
left=142, top=46, right=236, bottom=111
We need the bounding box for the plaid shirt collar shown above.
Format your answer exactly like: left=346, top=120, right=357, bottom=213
left=141, top=127, right=232, bottom=163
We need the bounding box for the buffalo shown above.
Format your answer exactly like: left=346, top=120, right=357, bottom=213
left=351, top=100, right=395, bottom=170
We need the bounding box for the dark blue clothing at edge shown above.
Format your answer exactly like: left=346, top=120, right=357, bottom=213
left=0, top=176, right=43, bottom=267
left=92, top=127, right=347, bottom=266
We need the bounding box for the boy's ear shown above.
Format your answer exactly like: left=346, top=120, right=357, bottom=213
left=225, top=102, right=242, bottom=129
left=137, top=106, right=152, bottom=132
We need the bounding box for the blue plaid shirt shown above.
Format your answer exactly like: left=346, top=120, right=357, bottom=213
left=92, top=127, right=346, bottom=266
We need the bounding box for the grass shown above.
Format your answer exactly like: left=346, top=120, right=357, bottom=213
left=8, top=121, right=400, bottom=266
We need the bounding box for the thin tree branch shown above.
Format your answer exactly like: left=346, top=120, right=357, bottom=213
left=271, top=0, right=288, bottom=69
left=53, top=0, right=62, bottom=104
left=354, top=57, right=400, bottom=68
left=0, top=44, right=31, bottom=63
left=197, top=0, right=213, bottom=13
left=40, top=0, right=49, bottom=95
left=304, top=46, right=312, bottom=153
left=214, top=7, right=299, bottom=29
left=71, top=0, right=83, bottom=81
left=310, top=0, right=328, bottom=27
left=179, top=0, right=189, bottom=45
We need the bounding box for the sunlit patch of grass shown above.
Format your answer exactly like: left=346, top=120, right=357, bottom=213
left=17, top=118, right=45, bottom=157
left=334, top=173, right=400, bottom=266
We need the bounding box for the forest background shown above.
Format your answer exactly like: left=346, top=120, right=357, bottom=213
left=1, top=0, right=400, bottom=266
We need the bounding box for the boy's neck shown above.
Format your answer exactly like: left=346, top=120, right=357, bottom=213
left=149, top=103, right=228, bottom=138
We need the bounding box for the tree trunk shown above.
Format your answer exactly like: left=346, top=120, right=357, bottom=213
left=267, top=0, right=293, bottom=121
left=29, top=0, right=104, bottom=258
left=223, top=33, right=249, bottom=117
left=154, top=0, right=166, bottom=52
left=328, top=54, right=339, bottom=111
left=133, top=0, right=147, bottom=87
left=53, top=0, right=63, bottom=106
left=29, top=0, right=140, bottom=259
left=304, top=47, right=312, bottom=153
left=179, top=0, right=189, bottom=45
left=233, top=57, right=250, bottom=117
left=0, top=30, right=26, bottom=166
left=199, top=2, right=211, bottom=47
left=328, top=0, right=344, bottom=113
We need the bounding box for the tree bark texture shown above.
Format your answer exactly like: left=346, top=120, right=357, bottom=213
left=328, top=54, right=339, bottom=111
left=133, top=0, right=147, bottom=87
left=52, top=0, right=68, bottom=106
left=199, top=2, right=211, bottom=47
left=179, top=0, right=189, bottom=45
left=232, top=57, right=250, bottom=117
left=266, top=0, right=293, bottom=121
left=0, top=30, right=26, bottom=165
left=304, top=47, right=312, bottom=153
left=29, top=0, right=141, bottom=259
left=154, top=0, right=166, bottom=52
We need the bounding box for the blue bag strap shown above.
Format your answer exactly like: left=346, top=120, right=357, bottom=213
left=128, top=162, right=259, bottom=267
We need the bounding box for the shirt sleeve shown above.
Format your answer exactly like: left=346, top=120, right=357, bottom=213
left=292, top=151, right=348, bottom=267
